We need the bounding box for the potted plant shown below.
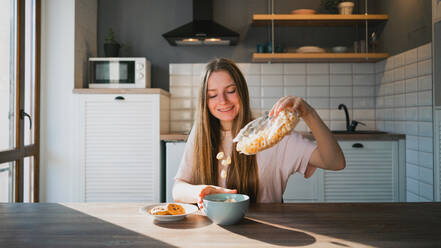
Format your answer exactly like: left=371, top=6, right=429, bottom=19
left=319, top=0, right=355, bottom=14
left=104, top=28, right=120, bottom=57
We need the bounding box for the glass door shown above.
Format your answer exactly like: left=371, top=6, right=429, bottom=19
left=0, top=0, right=40, bottom=203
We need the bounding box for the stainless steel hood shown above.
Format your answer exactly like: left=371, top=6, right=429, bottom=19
left=162, top=0, right=239, bottom=46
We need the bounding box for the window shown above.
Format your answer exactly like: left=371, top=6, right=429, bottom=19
left=0, top=0, right=40, bottom=202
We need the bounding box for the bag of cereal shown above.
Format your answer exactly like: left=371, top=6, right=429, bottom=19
left=233, top=108, right=300, bottom=155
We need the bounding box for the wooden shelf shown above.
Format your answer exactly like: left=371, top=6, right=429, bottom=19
left=252, top=14, right=388, bottom=26
left=252, top=53, right=389, bottom=63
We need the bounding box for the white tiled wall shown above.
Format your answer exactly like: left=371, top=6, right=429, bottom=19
left=169, top=43, right=434, bottom=202
left=375, top=43, right=434, bottom=201
left=160, top=95, right=170, bottom=134
left=169, top=62, right=377, bottom=133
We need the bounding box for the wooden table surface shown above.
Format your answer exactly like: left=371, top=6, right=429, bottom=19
left=1, top=202, right=441, bottom=248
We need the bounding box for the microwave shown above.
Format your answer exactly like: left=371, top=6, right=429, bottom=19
left=88, top=57, right=151, bottom=88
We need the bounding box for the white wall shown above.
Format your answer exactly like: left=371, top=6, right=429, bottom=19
left=375, top=43, right=434, bottom=201
left=432, top=0, right=440, bottom=201
left=169, top=63, right=377, bottom=133
left=40, top=0, right=76, bottom=202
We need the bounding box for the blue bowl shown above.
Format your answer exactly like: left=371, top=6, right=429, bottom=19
left=203, top=193, right=249, bottom=225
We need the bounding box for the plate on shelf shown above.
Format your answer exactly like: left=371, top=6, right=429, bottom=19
left=296, top=46, right=325, bottom=53
left=139, top=203, right=199, bottom=222
left=291, top=9, right=316, bottom=15
left=332, top=46, right=348, bottom=53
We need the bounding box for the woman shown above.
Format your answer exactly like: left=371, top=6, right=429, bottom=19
left=173, top=58, right=345, bottom=206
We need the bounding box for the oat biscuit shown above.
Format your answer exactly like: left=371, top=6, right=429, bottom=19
left=167, top=203, right=186, bottom=215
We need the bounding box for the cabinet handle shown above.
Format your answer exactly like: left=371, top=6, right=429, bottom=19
left=114, top=96, right=125, bottom=100
left=352, top=143, right=364, bottom=148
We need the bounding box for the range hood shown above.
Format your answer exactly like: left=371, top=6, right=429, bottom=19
left=162, top=0, right=239, bottom=46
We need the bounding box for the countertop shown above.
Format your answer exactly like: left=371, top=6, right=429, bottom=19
left=72, top=88, right=170, bottom=96
left=161, top=131, right=405, bottom=141
left=2, top=202, right=440, bottom=247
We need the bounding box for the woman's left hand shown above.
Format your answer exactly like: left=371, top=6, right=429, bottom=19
left=269, top=96, right=314, bottom=119
left=268, top=96, right=346, bottom=172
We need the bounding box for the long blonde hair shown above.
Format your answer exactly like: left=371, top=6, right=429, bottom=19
left=191, top=58, right=259, bottom=202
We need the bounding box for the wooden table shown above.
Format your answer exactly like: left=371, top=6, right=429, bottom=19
left=1, top=202, right=441, bottom=247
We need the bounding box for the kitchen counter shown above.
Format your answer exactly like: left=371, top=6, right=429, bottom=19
left=161, top=131, right=405, bottom=141
left=161, top=133, right=189, bottom=141
left=1, top=202, right=440, bottom=247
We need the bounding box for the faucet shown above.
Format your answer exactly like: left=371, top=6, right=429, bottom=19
left=338, top=104, right=365, bottom=132
left=338, top=104, right=350, bottom=131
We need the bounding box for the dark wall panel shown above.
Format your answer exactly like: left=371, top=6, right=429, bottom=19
left=98, top=0, right=431, bottom=90
left=97, top=0, right=360, bottom=90
left=374, top=0, right=432, bottom=56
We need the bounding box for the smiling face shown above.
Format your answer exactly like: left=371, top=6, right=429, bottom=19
left=206, top=70, right=241, bottom=131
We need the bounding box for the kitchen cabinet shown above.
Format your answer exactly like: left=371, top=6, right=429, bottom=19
left=283, top=170, right=323, bottom=202
left=164, top=141, right=186, bottom=202
left=251, top=14, right=388, bottom=63
left=75, top=91, right=169, bottom=202
left=324, top=141, right=402, bottom=202
left=283, top=140, right=406, bottom=202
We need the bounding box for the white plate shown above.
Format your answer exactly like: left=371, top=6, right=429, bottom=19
left=139, top=203, right=199, bottom=222
left=332, top=46, right=348, bottom=53
left=296, top=46, right=325, bottom=53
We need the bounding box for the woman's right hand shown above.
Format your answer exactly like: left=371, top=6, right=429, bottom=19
left=269, top=96, right=315, bottom=119
left=198, top=185, right=237, bottom=209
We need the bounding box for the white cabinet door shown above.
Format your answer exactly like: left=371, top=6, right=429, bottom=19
left=165, top=142, right=186, bottom=202
left=283, top=171, right=322, bottom=203
left=324, top=141, right=398, bottom=202
left=78, top=94, right=161, bottom=202
left=283, top=140, right=402, bottom=203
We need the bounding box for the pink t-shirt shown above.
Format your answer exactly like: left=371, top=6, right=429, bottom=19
left=174, top=128, right=318, bottom=203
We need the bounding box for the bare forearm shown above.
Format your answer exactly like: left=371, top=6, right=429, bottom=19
left=172, top=180, right=205, bottom=203
left=172, top=180, right=238, bottom=206
left=269, top=96, right=345, bottom=170
left=303, top=110, right=345, bottom=170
